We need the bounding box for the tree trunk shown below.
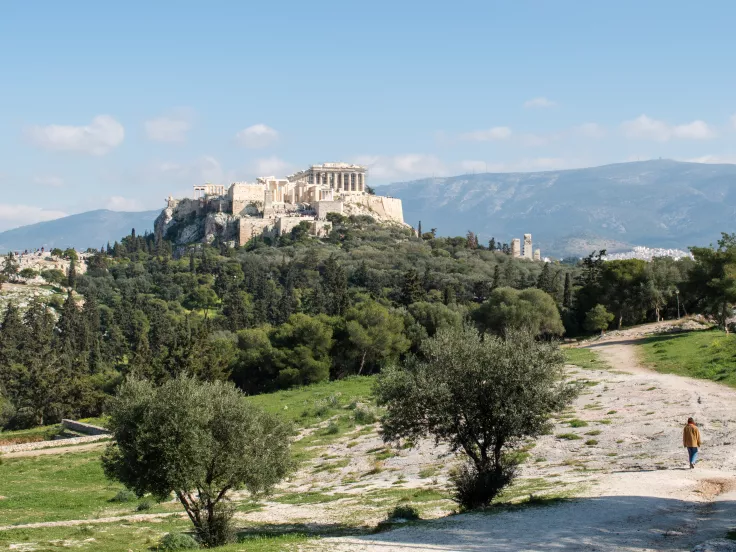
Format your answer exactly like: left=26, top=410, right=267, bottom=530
left=618, top=314, right=623, bottom=330
left=357, top=350, right=367, bottom=375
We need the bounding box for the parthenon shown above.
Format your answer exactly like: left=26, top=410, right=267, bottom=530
left=160, top=162, right=405, bottom=247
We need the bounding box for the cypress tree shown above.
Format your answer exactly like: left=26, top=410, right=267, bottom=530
left=400, top=269, right=423, bottom=306
left=563, top=273, right=573, bottom=308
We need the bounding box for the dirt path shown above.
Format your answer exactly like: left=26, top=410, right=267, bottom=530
left=1, top=442, right=106, bottom=459
left=310, top=323, right=736, bottom=551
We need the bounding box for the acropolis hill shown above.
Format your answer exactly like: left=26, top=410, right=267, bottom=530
left=155, top=162, right=405, bottom=247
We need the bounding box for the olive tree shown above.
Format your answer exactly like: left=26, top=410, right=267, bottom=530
left=375, top=327, right=577, bottom=510
left=102, top=377, right=291, bottom=547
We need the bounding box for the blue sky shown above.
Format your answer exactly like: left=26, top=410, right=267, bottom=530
left=2, top=0, right=736, bottom=230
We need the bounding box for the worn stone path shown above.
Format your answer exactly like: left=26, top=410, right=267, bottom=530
left=307, top=322, right=736, bottom=552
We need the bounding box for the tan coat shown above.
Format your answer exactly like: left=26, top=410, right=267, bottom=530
left=683, top=423, right=701, bottom=448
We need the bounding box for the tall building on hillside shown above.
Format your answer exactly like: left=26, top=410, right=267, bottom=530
left=511, top=239, right=521, bottom=258
left=523, top=234, right=533, bottom=259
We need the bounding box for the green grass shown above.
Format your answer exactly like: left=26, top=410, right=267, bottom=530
left=247, top=375, right=375, bottom=427
left=567, top=419, right=588, bottom=428
left=564, top=348, right=611, bottom=371
left=556, top=433, right=581, bottom=440
left=0, top=518, right=317, bottom=552
left=636, top=329, right=736, bottom=386
left=0, top=451, right=174, bottom=525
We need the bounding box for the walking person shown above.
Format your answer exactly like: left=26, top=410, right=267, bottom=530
left=683, top=417, right=702, bottom=469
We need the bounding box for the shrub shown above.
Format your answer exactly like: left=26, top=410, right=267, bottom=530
left=387, top=504, right=420, bottom=521
left=110, top=490, right=137, bottom=503
left=324, top=421, right=340, bottom=435
left=136, top=500, right=153, bottom=511
left=354, top=406, right=376, bottom=424
left=450, top=460, right=517, bottom=511
left=556, top=433, right=581, bottom=440
left=568, top=419, right=588, bottom=428
left=585, top=439, right=599, bottom=446
left=158, top=532, right=200, bottom=550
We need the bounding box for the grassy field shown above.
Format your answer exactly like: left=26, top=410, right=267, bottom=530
left=0, top=377, right=382, bottom=551
left=564, top=348, right=611, bottom=371
left=636, top=328, right=736, bottom=386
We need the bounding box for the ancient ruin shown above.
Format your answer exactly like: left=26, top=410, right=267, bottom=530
left=156, top=162, right=405, bottom=247
left=510, top=233, right=542, bottom=260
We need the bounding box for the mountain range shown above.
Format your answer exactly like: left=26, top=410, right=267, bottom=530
left=1, top=160, right=735, bottom=256
left=0, top=209, right=159, bottom=253
left=380, top=159, right=736, bottom=256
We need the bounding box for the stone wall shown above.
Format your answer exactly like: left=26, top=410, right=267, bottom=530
left=342, top=195, right=404, bottom=224
left=315, top=200, right=344, bottom=219
left=62, top=419, right=110, bottom=436
left=238, top=218, right=275, bottom=245
left=230, top=184, right=266, bottom=215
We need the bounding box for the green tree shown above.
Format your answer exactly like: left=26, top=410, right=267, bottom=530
left=67, top=256, right=77, bottom=288
left=19, top=268, right=37, bottom=279
left=375, top=327, right=577, bottom=509
left=563, top=272, right=573, bottom=308
left=2, top=252, right=19, bottom=283
left=270, top=313, right=334, bottom=387
left=400, top=269, right=424, bottom=305
left=102, top=377, right=292, bottom=547
left=583, top=304, right=614, bottom=334
left=474, top=287, right=564, bottom=337
left=345, top=301, right=410, bottom=374
left=685, top=233, right=736, bottom=330
left=321, top=256, right=348, bottom=316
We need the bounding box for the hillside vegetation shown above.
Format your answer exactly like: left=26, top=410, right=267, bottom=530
left=3, top=217, right=733, bottom=433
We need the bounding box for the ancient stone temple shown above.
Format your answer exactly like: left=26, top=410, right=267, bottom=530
left=158, top=162, right=405, bottom=248
left=288, top=163, right=367, bottom=194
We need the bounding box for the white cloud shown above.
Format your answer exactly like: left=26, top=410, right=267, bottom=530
left=575, top=122, right=607, bottom=139
left=0, top=204, right=68, bottom=232
left=354, top=154, right=446, bottom=181
left=34, top=175, right=64, bottom=187
left=235, top=124, right=279, bottom=148
left=253, top=156, right=290, bottom=176
left=105, top=196, right=144, bottom=211
left=673, top=120, right=716, bottom=140
left=524, top=97, right=556, bottom=109
left=26, top=115, right=125, bottom=155
left=145, top=110, right=193, bottom=142
left=621, top=115, right=716, bottom=141
left=460, top=126, right=512, bottom=141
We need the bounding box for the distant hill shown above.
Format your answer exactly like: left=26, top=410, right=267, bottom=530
left=378, top=160, right=736, bottom=257
left=0, top=209, right=159, bottom=253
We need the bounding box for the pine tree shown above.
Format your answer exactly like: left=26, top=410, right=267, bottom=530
left=322, top=256, right=348, bottom=316
left=563, top=273, right=573, bottom=308
left=418, top=221, right=423, bottom=238
left=537, top=263, right=554, bottom=294
left=492, top=265, right=501, bottom=290
left=67, top=256, right=77, bottom=288
left=489, top=237, right=496, bottom=252
left=400, top=269, right=423, bottom=306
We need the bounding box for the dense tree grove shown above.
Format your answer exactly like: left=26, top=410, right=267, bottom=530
left=0, top=217, right=729, bottom=430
